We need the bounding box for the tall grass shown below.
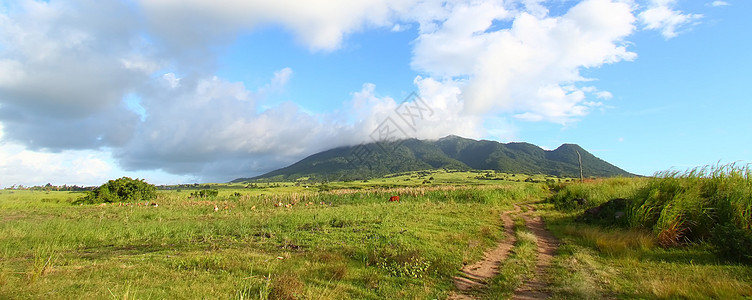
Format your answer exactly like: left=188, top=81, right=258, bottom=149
left=548, top=163, right=752, bottom=262
left=629, top=163, right=752, bottom=257
left=547, top=177, right=647, bottom=210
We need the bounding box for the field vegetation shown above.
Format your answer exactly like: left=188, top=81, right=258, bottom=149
left=2, top=167, right=751, bottom=299
left=544, top=163, right=752, bottom=298
left=0, top=171, right=545, bottom=299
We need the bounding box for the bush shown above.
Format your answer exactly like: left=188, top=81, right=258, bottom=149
left=73, top=177, right=156, bottom=204
left=190, top=189, right=219, bottom=198
left=578, top=198, right=631, bottom=227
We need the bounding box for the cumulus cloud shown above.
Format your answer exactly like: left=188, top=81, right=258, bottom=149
left=0, top=135, right=192, bottom=188
left=0, top=0, right=154, bottom=150
left=411, top=77, right=485, bottom=139
left=639, top=0, right=703, bottom=39
left=114, top=71, right=341, bottom=180
left=0, top=0, right=465, bottom=181
left=410, top=1, right=512, bottom=77
left=0, top=0, right=699, bottom=184
left=412, top=0, right=636, bottom=124
left=103, top=72, right=479, bottom=181
left=708, top=1, right=729, bottom=7
left=344, top=78, right=485, bottom=144
left=0, top=141, right=113, bottom=187
left=139, top=0, right=415, bottom=54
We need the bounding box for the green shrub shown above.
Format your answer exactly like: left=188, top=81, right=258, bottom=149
left=190, top=189, right=219, bottom=198
left=73, top=177, right=156, bottom=204
left=577, top=198, right=632, bottom=227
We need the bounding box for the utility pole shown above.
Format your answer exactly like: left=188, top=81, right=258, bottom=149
left=576, top=149, right=584, bottom=183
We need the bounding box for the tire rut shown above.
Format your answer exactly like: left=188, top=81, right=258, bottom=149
left=449, top=204, right=559, bottom=300
left=512, top=205, right=559, bottom=300
left=449, top=205, right=520, bottom=300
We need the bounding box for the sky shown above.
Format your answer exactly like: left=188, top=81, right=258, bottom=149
left=0, top=0, right=749, bottom=187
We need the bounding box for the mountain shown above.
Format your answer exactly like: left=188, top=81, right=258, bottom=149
left=233, top=135, right=633, bottom=182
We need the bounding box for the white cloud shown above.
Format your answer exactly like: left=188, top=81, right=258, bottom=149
left=163, top=73, right=181, bottom=88
left=0, top=0, right=699, bottom=185
left=390, top=23, right=408, bottom=32
left=412, top=76, right=486, bottom=140
left=709, top=1, right=729, bottom=7
left=639, top=0, right=702, bottom=39
left=411, top=0, right=636, bottom=124
left=595, top=91, right=614, bottom=99
left=115, top=70, right=354, bottom=181
left=109, top=71, right=482, bottom=181
left=139, top=0, right=416, bottom=52
left=0, top=0, right=153, bottom=150
left=271, top=68, right=293, bottom=88
left=582, top=86, right=614, bottom=99
left=0, top=142, right=112, bottom=187
left=256, top=67, right=293, bottom=97
left=0, top=140, right=194, bottom=188
left=411, top=1, right=512, bottom=77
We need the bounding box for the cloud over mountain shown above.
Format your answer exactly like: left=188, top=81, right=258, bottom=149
left=0, top=0, right=705, bottom=184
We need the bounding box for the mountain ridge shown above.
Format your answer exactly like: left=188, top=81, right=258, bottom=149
left=232, top=135, right=633, bottom=182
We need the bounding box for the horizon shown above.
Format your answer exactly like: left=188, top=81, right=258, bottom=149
left=1, top=0, right=749, bottom=188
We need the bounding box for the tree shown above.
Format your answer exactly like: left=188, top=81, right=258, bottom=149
left=73, top=177, right=156, bottom=205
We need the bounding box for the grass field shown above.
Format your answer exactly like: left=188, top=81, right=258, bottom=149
left=2, top=169, right=751, bottom=299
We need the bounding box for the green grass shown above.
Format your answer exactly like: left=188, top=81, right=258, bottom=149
left=0, top=182, right=540, bottom=299
left=485, top=217, right=538, bottom=299
left=541, top=165, right=752, bottom=298
left=547, top=164, right=752, bottom=258
left=547, top=176, right=648, bottom=210
left=249, top=169, right=572, bottom=190
left=629, top=164, right=752, bottom=248
left=544, top=210, right=752, bottom=299
left=4, top=167, right=752, bottom=299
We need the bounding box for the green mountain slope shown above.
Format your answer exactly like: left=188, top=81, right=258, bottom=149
left=233, top=135, right=633, bottom=182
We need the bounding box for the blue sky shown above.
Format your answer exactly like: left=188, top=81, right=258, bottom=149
left=0, top=0, right=748, bottom=187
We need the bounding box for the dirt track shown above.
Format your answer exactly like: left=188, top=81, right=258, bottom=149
left=449, top=204, right=559, bottom=300
left=512, top=205, right=559, bottom=299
